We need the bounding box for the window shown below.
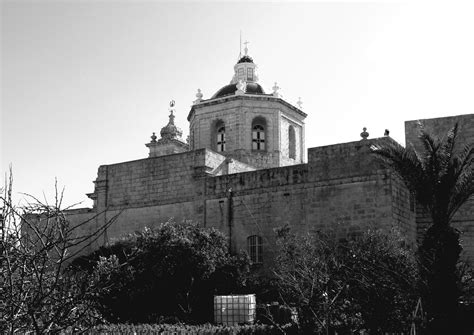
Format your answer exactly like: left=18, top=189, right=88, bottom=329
left=289, top=125, right=296, bottom=159
left=247, top=235, right=263, bottom=264
left=217, top=126, right=226, bottom=152
left=238, top=68, right=244, bottom=77
left=247, top=68, right=254, bottom=81
left=252, top=125, right=265, bottom=150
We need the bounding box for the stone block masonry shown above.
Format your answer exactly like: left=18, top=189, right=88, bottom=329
left=61, top=122, right=474, bottom=269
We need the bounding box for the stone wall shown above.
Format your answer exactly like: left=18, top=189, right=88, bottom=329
left=279, top=113, right=304, bottom=165
left=189, top=95, right=306, bottom=169
left=204, top=137, right=416, bottom=268
left=405, top=114, right=474, bottom=262
left=64, top=137, right=416, bottom=269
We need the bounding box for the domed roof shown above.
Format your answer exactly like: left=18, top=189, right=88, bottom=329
left=212, top=82, right=265, bottom=99
left=160, top=111, right=182, bottom=140
left=237, top=55, right=254, bottom=64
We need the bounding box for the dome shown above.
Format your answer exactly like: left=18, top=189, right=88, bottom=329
left=160, top=112, right=182, bottom=140
left=237, top=55, right=254, bottom=64
left=212, top=82, right=265, bottom=99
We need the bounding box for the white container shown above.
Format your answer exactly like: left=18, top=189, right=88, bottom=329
left=214, top=294, right=256, bottom=326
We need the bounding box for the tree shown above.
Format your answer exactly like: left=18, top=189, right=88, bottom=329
left=71, top=220, right=250, bottom=324
left=345, top=229, right=419, bottom=333
left=371, top=122, right=474, bottom=334
left=273, top=227, right=418, bottom=334
left=274, top=229, right=357, bottom=334
left=0, top=172, right=118, bottom=334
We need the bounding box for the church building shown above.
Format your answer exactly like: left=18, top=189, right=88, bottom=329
left=66, top=46, right=474, bottom=268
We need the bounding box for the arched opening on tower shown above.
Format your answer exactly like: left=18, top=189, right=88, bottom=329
left=289, top=125, right=296, bottom=159
left=212, top=120, right=226, bottom=152
left=252, top=117, right=266, bottom=151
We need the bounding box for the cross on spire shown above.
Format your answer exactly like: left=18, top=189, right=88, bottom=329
left=244, top=41, right=249, bottom=55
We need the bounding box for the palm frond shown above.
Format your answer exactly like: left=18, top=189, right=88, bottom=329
left=448, top=166, right=474, bottom=221
left=371, top=141, right=431, bottom=206
left=438, top=123, right=458, bottom=180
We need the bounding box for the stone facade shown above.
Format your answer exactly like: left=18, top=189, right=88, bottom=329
left=63, top=49, right=473, bottom=269
left=189, top=95, right=305, bottom=169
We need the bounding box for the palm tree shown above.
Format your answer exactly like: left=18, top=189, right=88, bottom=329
left=370, top=122, right=474, bottom=334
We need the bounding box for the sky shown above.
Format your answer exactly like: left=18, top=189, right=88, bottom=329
left=2, top=1, right=474, bottom=208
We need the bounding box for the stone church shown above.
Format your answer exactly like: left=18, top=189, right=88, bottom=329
left=67, top=47, right=474, bottom=268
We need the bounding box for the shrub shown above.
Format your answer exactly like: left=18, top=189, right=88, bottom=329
left=72, top=220, right=251, bottom=324
left=90, top=322, right=298, bottom=334
left=273, top=227, right=419, bottom=334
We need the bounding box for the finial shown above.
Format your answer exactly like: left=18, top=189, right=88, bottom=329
left=194, top=88, right=203, bottom=104
left=297, top=97, right=303, bottom=109
left=360, top=127, right=369, bottom=140
left=168, top=110, right=175, bottom=124
left=170, top=100, right=175, bottom=108
left=244, top=40, right=249, bottom=56
left=384, top=129, right=390, bottom=136
left=150, top=132, right=157, bottom=143
left=272, top=82, right=280, bottom=97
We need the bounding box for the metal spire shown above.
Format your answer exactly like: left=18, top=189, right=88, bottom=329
left=239, top=31, right=242, bottom=60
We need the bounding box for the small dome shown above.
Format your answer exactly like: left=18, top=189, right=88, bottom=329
left=160, top=112, right=182, bottom=140
left=237, top=55, right=254, bottom=64
left=212, top=82, right=265, bottom=99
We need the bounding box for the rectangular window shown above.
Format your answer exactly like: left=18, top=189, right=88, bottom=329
left=238, top=68, right=244, bottom=77
left=247, top=235, right=263, bottom=264
left=247, top=68, right=254, bottom=81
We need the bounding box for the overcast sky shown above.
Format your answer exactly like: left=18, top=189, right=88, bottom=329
left=2, top=1, right=474, bottom=207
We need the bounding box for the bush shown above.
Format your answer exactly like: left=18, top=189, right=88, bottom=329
left=273, top=227, right=419, bottom=334
left=72, top=220, right=251, bottom=324
left=90, top=323, right=298, bottom=334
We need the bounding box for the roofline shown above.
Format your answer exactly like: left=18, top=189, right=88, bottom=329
left=404, top=113, right=474, bottom=125
left=188, top=94, right=307, bottom=121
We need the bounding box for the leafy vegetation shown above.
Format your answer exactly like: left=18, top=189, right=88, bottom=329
left=273, top=227, right=419, bottom=334
left=90, top=322, right=298, bottom=334
left=71, top=220, right=251, bottom=324
left=371, top=122, right=474, bottom=334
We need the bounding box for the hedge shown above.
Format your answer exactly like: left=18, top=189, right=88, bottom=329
left=89, top=323, right=297, bottom=334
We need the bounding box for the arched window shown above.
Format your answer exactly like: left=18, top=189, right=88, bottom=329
left=252, top=117, right=266, bottom=151
left=289, top=125, right=296, bottom=159
left=217, top=126, right=226, bottom=152
left=247, top=235, right=263, bottom=264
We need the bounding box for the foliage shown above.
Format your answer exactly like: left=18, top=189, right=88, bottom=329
left=371, top=122, right=474, bottom=334
left=273, top=227, right=418, bottom=334
left=72, top=220, right=251, bottom=324
left=0, top=172, right=117, bottom=334
left=90, top=322, right=298, bottom=334
left=344, top=229, right=419, bottom=333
